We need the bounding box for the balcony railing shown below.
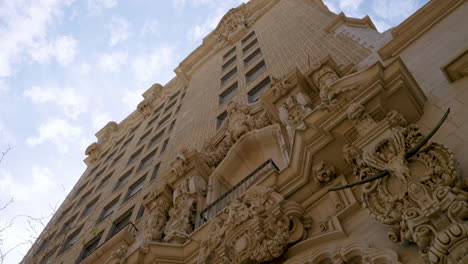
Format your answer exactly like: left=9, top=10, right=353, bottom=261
left=198, top=159, right=279, bottom=227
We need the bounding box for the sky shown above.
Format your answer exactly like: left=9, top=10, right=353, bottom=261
left=0, top=0, right=429, bottom=263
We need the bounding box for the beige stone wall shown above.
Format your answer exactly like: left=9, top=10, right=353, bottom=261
left=398, top=2, right=468, bottom=176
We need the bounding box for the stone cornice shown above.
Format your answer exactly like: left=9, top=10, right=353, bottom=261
left=324, top=12, right=377, bottom=34
left=378, top=0, right=465, bottom=59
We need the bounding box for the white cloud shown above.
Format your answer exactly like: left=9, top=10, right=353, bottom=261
left=23, top=85, right=87, bottom=119
left=372, top=0, right=420, bottom=21
left=131, top=45, right=177, bottom=83
left=91, top=111, right=111, bottom=130
left=140, top=19, right=160, bottom=37
left=26, top=118, right=83, bottom=154
left=107, top=16, right=131, bottom=47
left=0, top=167, right=55, bottom=201
left=339, top=0, right=364, bottom=11
left=98, top=51, right=128, bottom=72
left=0, top=0, right=74, bottom=78
left=122, top=88, right=144, bottom=110
left=29, top=35, right=78, bottom=66
left=87, top=0, right=117, bottom=13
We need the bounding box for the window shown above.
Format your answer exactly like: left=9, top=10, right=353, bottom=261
left=241, top=31, right=255, bottom=45
left=248, top=77, right=271, bottom=103
left=149, top=129, right=165, bottom=147
left=58, top=214, right=77, bottom=236
left=147, top=115, right=159, bottom=128
left=78, top=232, right=102, bottom=262
left=175, top=105, right=181, bottom=114
left=77, top=190, right=92, bottom=207
left=223, top=46, right=236, bottom=60
left=114, top=136, right=125, bottom=148
left=57, top=205, right=73, bottom=223
left=151, top=163, right=161, bottom=180
left=164, top=100, right=177, bottom=113
left=242, top=38, right=258, bottom=54
left=74, top=181, right=89, bottom=198
left=244, top=48, right=262, bottom=67
left=39, top=247, right=57, bottom=264
left=81, top=196, right=99, bottom=218
left=217, top=111, right=228, bottom=129
left=93, top=167, right=107, bottom=182
left=60, top=227, right=82, bottom=254
left=104, top=150, right=117, bottom=164
left=169, top=120, right=176, bottom=131
left=157, top=114, right=171, bottom=128
left=222, top=56, right=236, bottom=71
left=98, top=171, right=113, bottom=189
left=219, top=82, right=238, bottom=105
left=221, top=67, right=237, bottom=86
left=138, top=149, right=157, bottom=171
left=121, top=136, right=134, bottom=150
left=98, top=197, right=119, bottom=222
left=110, top=151, right=125, bottom=168
left=245, top=60, right=266, bottom=83
left=169, top=91, right=180, bottom=101
left=153, top=104, right=164, bottom=115
left=124, top=175, right=146, bottom=201
left=114, top=169, right=132, bottom=190
left=108, top=208, right=133, bottom=239
left=161, top=139, right=169, bottom=153
left=136, top=205, right=145, bottom=220
left=130, top=122, right=141, bottom=134
left=87, top=166, right=99, bottom=179
left=127, top=147, right=143, bottom=165
left=138, top=129, right=152, bottom=145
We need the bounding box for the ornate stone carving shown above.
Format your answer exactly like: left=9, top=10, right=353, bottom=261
left=346, top=103, right=376, bottom=135
left=200, top=102, right=273, bottom=167
left=343, top=124, right=468, bottom=263
left=143, top=199, right=171, bottom=252
left=97, top=121, right=119, bottom=144
left=279, top=93, right=312, bottom=132
left=213, top=4, right=251, bottom=43
left=138, top=83, right=163, bottom=118
left=170, top=148, right=189, bottom=178
left=85, top=142, right=101, bottom=164
left=312, top=65, right=339, bottom=105
left=313, top=160, right=337, bottom=184
left=105, top=245, right=127, bottom=264
left=387, top=110, right=408, bottom=128
left=271, top=76, right=293, bottom=98
left=197, top=186, right=308, bottom=264
left=164, top=184, right=196, bottom=243
left=289, top=242, right=401, bottom=264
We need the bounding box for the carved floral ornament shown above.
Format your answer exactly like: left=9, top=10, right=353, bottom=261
left=342, top=118, right=468, bottom=263
left=200, top=102, right=273, bottom=167
left=213, top=4, right=251, bottom=42
left=289, top=242, right=401, bottom=264
left=197, top=186, right=310, bottom=264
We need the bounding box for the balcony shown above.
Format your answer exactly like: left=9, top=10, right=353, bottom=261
left=198, top=159, right=279, bottom=227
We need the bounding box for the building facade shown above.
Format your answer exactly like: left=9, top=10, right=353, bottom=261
left=23, top=0, right=468, bottom=263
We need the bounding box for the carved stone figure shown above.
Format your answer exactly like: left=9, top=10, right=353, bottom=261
left=343, top=124, right=468, bottom=263
left=387, top=110, right=408, bottom=128
left=289, top=242, right=401, bottom=264
left=105, top=245, right=127, bottom=264
left=312, top=65, right=339, bottom=104
left=271, top=76, right=293, bottom=98
left=85, top=142, right=101, bottom=164
left=170, top=148, right=189, bottom=178
left=164, top=186, right=196, bottom=243
left=279, top=93, right=311, bottom=131
left=346, top=103, right=377, bottom=135
left=143, top=199, right=171, bottom=252
left=197, top=186, right=308, bottom=264
left=313, top=160, right=336, bottom=184
left=97, top=121, right=118, bottom=144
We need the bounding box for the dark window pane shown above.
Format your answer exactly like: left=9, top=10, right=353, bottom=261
left=221, top=67, right=237, bottom=86
left=248, top=77, right=271, bottom=103
left=245, top=60, right=266, bottom=83
left=219, top=82, right=238, bottom=105
left=217, top=111, right=227, bottom=129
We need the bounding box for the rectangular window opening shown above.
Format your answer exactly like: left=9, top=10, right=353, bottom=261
left=221, top=67, right=237, bottom=86
left=217, top=111, right=228, bottom=129
left=223, top=46, right=236, bottom=60
left=248, top=77, right=271, bottom=103
left=242, top=38, right=258, bottom=54
left=219, top=82, right=238, bottom=105
left=245, top=60, right=266, bottom=84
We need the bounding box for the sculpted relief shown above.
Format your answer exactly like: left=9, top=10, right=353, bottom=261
left=200, top=102, right=273, bottom=167
left=197, top=186, right=309, bottom=264
left=342, top=117, right=468, bottom=263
